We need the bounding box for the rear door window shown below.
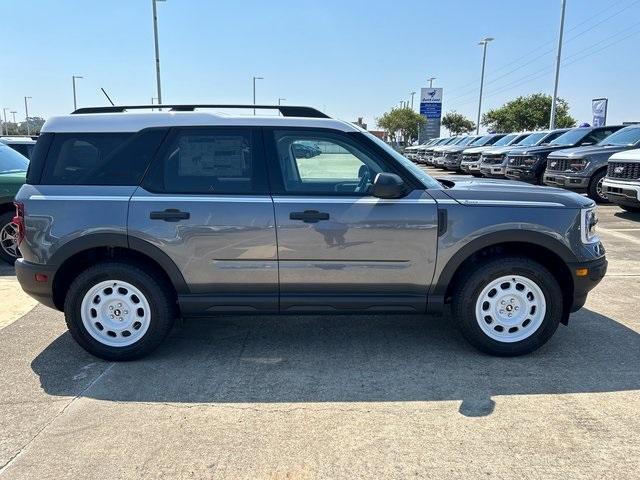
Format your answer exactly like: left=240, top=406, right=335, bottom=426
left=40, top=129, right=167, bottom=185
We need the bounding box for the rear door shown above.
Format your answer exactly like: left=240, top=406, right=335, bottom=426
left=265, top=128, right=438, bottom=313
left=128, top=126, right=278, bottom=313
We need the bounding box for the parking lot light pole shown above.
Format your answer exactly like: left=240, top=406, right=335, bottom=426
left=72, top=75, right=83, bottom=110
left=410, top=91, right=416, bottom=110
left=278, top=98, right=286, bottom=115
left=24, top=96, right=32, bottom=136
left=152, top=0, right=165, bottom=106
left=476, top=37, right=494, bottom=135
left=252, top=76, right=263, bottom=115
left=550, top=0, right=567, bottom=129
left=427, top=77, right=436, bottom=88
left=10, top=111, right=17, bottom=123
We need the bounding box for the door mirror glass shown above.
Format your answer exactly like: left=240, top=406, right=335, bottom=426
left=371, top=172, right=408, bottom=199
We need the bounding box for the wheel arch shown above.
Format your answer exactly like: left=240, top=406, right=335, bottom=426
left=50, top=233, right=188, bottom=311
left=429, top=230, right=576, bottom=323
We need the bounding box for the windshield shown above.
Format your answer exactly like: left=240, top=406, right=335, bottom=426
left=549, top=129, right=588, bottom=146
left=517, top=132, right=548, bottom=147
left=452, top=136, right=469, bottom=145
left=492, top=134, right=517, bottom=146
left=470, top=135, right=495, bottom=147
left=364, top=132, right=441, bottom=189
left=457, top=136, right=475, bottom=146
left=0, top=145, right=29, bottom=173
left=598, top=127, right=640, bottom=146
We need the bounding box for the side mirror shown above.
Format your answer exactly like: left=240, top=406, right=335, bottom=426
left=371, top=172, right=408, bottom=199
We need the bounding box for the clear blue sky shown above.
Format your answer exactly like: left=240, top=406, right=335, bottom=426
left=2, top=0, right=639, bottom=130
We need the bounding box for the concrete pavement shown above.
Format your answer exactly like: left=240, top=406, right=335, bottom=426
left=0, top=177, right=639, bottom=479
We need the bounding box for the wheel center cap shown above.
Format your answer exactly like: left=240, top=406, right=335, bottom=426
left=505, top=305, right=513, bottom=312
left=113, top=308, right=122, bottom=316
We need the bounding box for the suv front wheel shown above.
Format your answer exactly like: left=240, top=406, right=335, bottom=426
left=452, top=257, right=562, bottom=356
left=588, top=169, right=609, bottom=203
left=64, top=262, right=176, bottom=360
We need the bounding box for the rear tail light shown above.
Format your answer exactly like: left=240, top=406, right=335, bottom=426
left=12, top=202, right=25, bottom=245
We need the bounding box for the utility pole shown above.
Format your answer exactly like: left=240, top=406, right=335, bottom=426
left=24, top=96, right=32, bottom=136
left=550, top=0, right=567, bottom=129
left=72, top=75, right=83, bottom=110
left=252, top=76, right=263, bottom=115
left=152, top=0, right=165, bottom=105
left=410, top=91, right=416, bottom=110
left=476, top=37, right=494, bottom=135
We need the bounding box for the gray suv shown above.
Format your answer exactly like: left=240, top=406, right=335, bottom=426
left=14, top=105, right=606, bottom=360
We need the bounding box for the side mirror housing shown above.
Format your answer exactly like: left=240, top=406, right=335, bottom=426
left=371, top=172, right=408, bottom=199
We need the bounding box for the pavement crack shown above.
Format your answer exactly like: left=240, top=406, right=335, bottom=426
left=0, top=362, right=115, bottom=476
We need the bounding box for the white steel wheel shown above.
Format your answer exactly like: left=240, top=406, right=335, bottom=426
left=474, top=275, right=546, bottom=343
left=0, top=221, right=19, bottom=259
left=80, top=280, right=151, bottom=347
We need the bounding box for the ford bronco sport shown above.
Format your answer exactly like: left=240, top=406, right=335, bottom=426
left=14, top=105, right=607, bottom=360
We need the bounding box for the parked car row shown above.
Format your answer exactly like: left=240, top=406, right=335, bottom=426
left=408, top=124, right=640, bottom=206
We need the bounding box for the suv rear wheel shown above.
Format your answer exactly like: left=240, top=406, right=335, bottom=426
left=452, top=257, right=562, bottom=356
left=64, top=262, right=176, bottom=360
left=0, top=211, right=20, bottom=264
left=588, top=169, right=609, bottom=203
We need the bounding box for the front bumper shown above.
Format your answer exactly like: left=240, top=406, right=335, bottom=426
left=14, top=259, right=59, bottom=310
left=460, top=162, right=480, bottom=172
left=543, top=172, right=590, bottom=191
left=480, top=164, right=506, bottom=177
left=505, top=167, right=537, bottom=182
left=602, top=178, right=640, bottom=207
left=567, top=255, right=607, bottom=313
left=434, top=156, right=446, bottom=167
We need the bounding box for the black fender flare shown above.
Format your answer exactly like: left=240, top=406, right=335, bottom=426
left=427, top=230, right=577, bottom=311
left=49, top=232, right=189, bottom=294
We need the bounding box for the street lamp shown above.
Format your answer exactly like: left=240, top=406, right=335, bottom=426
left=10, top=111, right=17, bottom=123
left=427, top=77, right=436, bottom=88
left=152, top=0, right=166, bottom=105
left=252, top=76, right=263, bottom=115
left=24, top=96, right=32, bottom=136
left=72, top=75, right=83, bottom=110
left=550, top=0, right=567, bottom=129
left=278, top=97, right=286, bottom=105
left=476, top=37, right=494, bottom=135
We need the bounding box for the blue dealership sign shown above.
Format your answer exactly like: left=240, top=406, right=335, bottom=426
left=419, top=87, right=443, bottom=141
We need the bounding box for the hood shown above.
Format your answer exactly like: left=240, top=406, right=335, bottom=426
left=437, top=176, right=593, bottom=209
left=445, top=145, right=468, bottom=154
left=547, top=144, right=627, bottom=159
left=506, top=144, right=576, bottom=156
left=480, top=145, right=522, bottom=156
left=462, top=145, right=498, bottom=155
left=432, top=145, right=458, bottom=153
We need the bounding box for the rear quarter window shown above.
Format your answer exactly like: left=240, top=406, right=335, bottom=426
left=39, top=129, right=167, bottom=185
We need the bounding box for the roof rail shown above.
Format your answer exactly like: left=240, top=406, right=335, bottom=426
left=72, top=104, right=330, bottom=118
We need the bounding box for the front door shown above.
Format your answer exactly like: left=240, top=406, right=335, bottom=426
left=265, top=128, right=438, bottom=313
left=128, top=126, right=278, bottom=313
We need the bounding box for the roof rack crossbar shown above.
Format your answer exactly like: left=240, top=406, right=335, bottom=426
left=72, top=104, right=330, bottom=118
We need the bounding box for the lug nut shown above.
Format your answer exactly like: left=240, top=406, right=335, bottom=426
left=110, top=315, right=114, bottom=319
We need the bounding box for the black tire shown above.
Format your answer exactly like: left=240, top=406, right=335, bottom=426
left=64, top=262, right=176, bottom=361
left=451, top=256, right=563, bottom=356
left=0, top=210, right=20, bottom=264
left=620, top=205, right=640, bottom=213
left=587, top=169, right=610, bottom=203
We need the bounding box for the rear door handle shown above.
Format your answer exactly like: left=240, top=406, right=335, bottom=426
left=289, top=210, right=330, bottom=223
left=150, top=209, right=190, bottom=222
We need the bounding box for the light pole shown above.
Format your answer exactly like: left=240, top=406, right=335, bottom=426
left=252, top=76, right=263, bottom=115
left=11, top=111, right=17, bottom=123
left=550, top=0, right=567, bottom=129
left=152, top=0, right=165, bottom=105
left=72, top=75, right=83, bottom=110
left=278, top=98, right=286, bottom=115
left=24, top=96, right=32, bottom=136
left=410, top=91, right=416, bottom=110
left=476, top=37, right=494, bottom=135
left=427, top=77, right=436, bottom=88
left=2, top=108, right=8, bottom=135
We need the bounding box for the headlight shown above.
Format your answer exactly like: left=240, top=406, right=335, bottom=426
left=581, top=207, right=599, bottom=243
left=570, top=158, right=588, bottom=171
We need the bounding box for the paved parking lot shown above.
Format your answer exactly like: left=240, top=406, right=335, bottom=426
left=1, top=172, right=639, bottom=479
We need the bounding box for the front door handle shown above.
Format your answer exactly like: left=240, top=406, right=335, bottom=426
left=150, top=209, right=190, bottom=222
left=289, top=210, right=330, bottom=223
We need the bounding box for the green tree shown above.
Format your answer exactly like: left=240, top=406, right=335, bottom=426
left=377, top=107, right=426, bottom=144
left=442, top=111, right=476, bottom=134
left=482, top=93, right=576, bottom=132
